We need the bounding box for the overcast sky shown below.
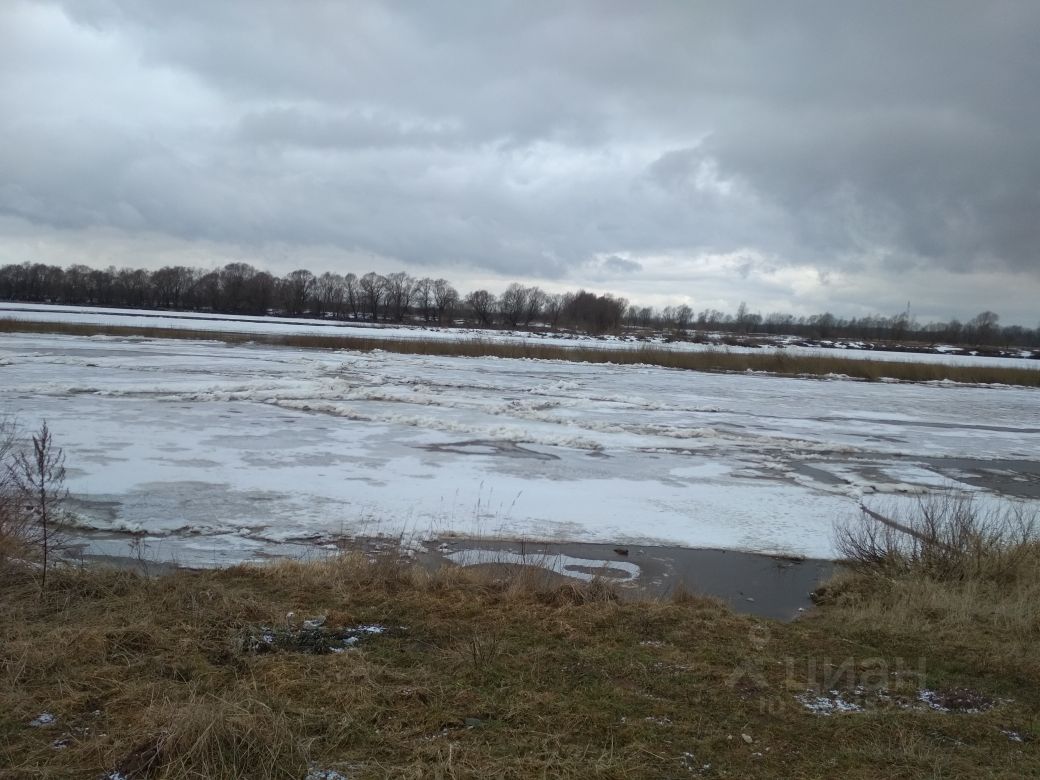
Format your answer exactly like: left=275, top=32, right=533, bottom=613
left=2, top=1, right=1038, bottom=324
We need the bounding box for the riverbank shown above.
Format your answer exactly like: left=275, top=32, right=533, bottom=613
left=66, top=534, right=834, bottom=620
left=4, top=317, right=1039, bottom=386
left=2, top=546, right=1037, bottom=778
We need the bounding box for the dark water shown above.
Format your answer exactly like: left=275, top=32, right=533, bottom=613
left=923, top=457, right=1040, bottom=499
left=418, top=538, right=832, bottom=620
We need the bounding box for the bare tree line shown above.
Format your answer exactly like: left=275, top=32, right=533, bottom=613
left=0, top=262, right=628, bottom=333
left=641, top=302, right=1030, bottom=348
left=0, top=261, right=1034, bottom=346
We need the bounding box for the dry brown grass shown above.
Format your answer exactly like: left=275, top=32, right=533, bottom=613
left=112, top=691, right=308, bottom=779
left=4, top=317, right=1039, bottom=386
left=0, top=419, right=34, bottom=574
left=2, top=549, right=1038, bottom=779
left=823, top=497, right=1040, bottom=687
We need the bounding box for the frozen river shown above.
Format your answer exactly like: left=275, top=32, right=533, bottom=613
left=1, top=332, right=1037, bottom=564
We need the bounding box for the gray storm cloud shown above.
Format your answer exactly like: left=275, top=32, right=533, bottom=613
left=1, top=1, right=1037, bottom=321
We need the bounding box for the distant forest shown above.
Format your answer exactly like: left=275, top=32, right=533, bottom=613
left=0, top=261, right=1035, bottom=348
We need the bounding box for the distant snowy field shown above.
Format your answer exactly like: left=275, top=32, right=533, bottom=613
left=1, top=331, right=1036, bottom=565
left=2, top=302, right=1037, bottom=369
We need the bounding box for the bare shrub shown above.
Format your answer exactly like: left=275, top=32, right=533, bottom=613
left=6, top=421, right=68, bottom=590
left=835, top=493, right=1039, bottom=584
left=464, top=630, right=502, bottom=672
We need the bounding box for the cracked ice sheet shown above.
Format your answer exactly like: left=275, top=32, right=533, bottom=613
left=0, top=333, right=1037, bottom=563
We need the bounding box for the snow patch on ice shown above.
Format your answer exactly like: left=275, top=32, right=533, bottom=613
left=446, top=548, right=640, bottom=582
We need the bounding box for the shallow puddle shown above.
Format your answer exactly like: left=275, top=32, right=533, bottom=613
left=420, top=538, right=832, bottom=620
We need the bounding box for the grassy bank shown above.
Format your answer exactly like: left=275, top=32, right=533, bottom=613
left=2, top=537, right=1038, bottom=779
left=3, top=317, right=1040, bottom=387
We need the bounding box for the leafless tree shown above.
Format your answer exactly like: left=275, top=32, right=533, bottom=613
left=674, top=304, right=693, bottom=332
left=384, top=272, right=415, bottom=322
left=734, top=301, right=763, bottom=333
left=358, top=272, right=387, bottom=321
left=343, top=272, right=360, bottom=320
left=279, top=269, right=315, bottom=316
left=115, top=267, right=152, bottom=307
left=432, top=279, right=459, bottom=324
left=314, top=272, right=345, bottom=317
left=8, top=422, right=67, bottom=591
left=523, top=286, right=545, bottom=326
left=413, top=277, right=435, bottom=322
left=245, top=270, right=277, bottom=315
left=500, top=283, right=546, bottom=327
left=626, top=305, right=655, bottom=328
left=499, top=283, right=528, bottom=327
left=561, top=290, right=627, bottom=332
left=466, top=289, right=497, bottom=327
left=218, top=262, right=257, bottom=312
left=152, top=266, right=198, bottom=310
left=968, top=310, right=1000, bottom=344
left=543, top=293, right=564, bottom=329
